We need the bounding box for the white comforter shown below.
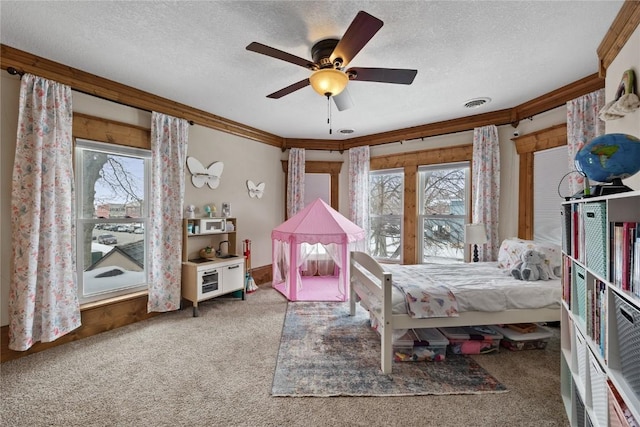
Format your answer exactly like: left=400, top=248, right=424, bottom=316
left=363, top=261, right=562, bottom=315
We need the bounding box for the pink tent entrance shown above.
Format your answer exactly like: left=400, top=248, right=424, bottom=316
left=271, top=198, right=365, bottom=301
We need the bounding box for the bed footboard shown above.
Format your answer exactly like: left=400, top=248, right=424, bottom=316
left=350, top=251, right=394, bottom=374
left=350, top=252, right=561, bottom=375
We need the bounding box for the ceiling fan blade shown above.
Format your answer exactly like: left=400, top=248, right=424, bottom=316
left=333, top=88, right=354, bottom=111
left=347, top=67, right=417, bottom=85
left=266, top=78, right=310, bottom=99
left=330, top=11, right=383, bottom=67
left=246, top=42, right=314, bottom=69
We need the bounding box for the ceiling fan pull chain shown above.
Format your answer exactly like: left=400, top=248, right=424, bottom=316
left=327, top=94, right=333, bottom=134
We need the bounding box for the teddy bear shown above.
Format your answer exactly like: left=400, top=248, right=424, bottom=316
left=511, top=249, right=549, bottom=281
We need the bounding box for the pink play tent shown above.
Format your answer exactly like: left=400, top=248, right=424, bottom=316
left=271, top=198, right=365, bottom=301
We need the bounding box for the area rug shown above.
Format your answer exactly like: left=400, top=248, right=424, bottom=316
left=271, top=301, right=507, bottom=397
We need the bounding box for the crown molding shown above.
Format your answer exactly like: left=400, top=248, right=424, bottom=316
left=597, top=0, right=640, bottom=78
left=1, top=44, right=604, bottom=151
left=0, top=44, right=284, bottom=148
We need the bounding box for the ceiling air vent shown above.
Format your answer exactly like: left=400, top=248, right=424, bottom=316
left=464, top=97, right=491, bottom=109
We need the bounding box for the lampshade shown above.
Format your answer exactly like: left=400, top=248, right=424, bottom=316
left=465, top=223, right=488, bottom=244
left=309, top=69, right=349, bottom=97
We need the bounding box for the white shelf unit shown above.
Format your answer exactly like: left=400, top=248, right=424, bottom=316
left=181, top=218, right=245, bottom=316
left=561, top=191, right=640, bottom=427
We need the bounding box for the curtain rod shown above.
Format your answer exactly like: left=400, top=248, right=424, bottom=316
left=4, top=67, right=194, bottom=125
left=6, top=66, right=24, bottom=77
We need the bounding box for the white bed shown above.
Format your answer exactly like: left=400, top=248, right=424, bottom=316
left=349, top=251, right=561, bottom=374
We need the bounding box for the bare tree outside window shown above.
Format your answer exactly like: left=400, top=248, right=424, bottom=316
left=369, top=170, right=403, bottom=261
left=419, top=164, right=469, bottom=262
left=76, top=140, right=149, bottom=303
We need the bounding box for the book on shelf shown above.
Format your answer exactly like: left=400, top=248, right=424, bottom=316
left=622, top=223, right=636, bottom=292
left=611, top=222, right=624, bottom=289
left=611, top=222, right=638, bottom=292
left=587, top=282, right=593, bottom=338
left=631, top=234, right=640, bottom=297
left=562, top=204, right=572, bottom=255
left=562, top=256, right=571, bottom=307
left=571, top=205, right=578, bottom=259
left=599, top=280, right=606, bottom=357
left=587, top=279, right=606, bottom=354
left=571, top=204, right=585, bottom=262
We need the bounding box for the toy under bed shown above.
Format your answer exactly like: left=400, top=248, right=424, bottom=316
left=349, top=251, right=561, bottom=374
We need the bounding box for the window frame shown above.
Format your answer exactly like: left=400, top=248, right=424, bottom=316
left=74, top=138, right=151, bottom=304
left=368, top=168, right=404, bottom=263
left=417, top=161, right=470, bottom=263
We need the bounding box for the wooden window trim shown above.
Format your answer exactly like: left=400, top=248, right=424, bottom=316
left=1, top=114, right=154, bottom=364
left=73, top=112, right=150, bottom=148
left=370, top=127, right=570, bottom=261
left=513, top=123, right=568, bottom=239
left=370, top=144, right=473, bottom=264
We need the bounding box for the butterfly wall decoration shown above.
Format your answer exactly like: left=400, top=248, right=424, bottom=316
left=186, top=157, right=224, bottom=189
left=247, top=180, right=265, bottom=199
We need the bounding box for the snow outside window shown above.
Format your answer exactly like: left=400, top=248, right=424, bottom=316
left=75, top=139, right=150, bottom=303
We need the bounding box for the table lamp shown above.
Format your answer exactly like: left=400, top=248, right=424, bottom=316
left=465, top=223, right=487, bottom=262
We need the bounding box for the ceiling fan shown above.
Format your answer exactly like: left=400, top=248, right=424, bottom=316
left=246, top=11, right=418, bottom=111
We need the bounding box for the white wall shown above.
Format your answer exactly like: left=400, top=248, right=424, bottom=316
left=301, top=105, right=567, bottom=247
left=185, top=125, right=283, bottom=263
left=0, top=74, right=283, bottom=326
left=604, top=24, right=640, bottom=190
left=0, top=73, right=21, bottom=327
left=0, top=63, right=588, bottom=328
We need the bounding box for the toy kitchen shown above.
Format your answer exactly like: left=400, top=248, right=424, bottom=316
left=181, top=218, right=245, bottom=317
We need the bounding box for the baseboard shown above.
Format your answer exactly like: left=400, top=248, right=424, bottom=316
left=1, top=293, right=160, bottom=363
left=1, top=264, right=273, bottom=363
left=250, top=264, right=272, bottom=285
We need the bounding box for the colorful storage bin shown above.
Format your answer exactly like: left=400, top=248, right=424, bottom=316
left=491, top=324, right=553, bottom=351
left=393, top=328, right=449, bottom=362
left=438, top=325, right=503, bottom=355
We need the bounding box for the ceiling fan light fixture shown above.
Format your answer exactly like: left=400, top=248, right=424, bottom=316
left=309, top=69, right=348, bottom=97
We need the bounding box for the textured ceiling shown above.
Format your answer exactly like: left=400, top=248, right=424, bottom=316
left=0, top=1, right=623, bottom=140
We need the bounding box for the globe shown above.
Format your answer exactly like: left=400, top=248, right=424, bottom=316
left=575, top=133, right=640, bottom=184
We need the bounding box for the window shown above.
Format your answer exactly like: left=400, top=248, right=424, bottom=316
left=369, top=169, right=403, bottom=262
left=418, top=162, right=469, bottom=262
left=75, top=139, right=150, bottom=303
left=534, top=146, right=569, bottom=246
left=304, top=173, right=331, bottom=206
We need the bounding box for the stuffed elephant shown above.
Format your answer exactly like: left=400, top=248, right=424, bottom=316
left=511, top=249, right=549, bottom=281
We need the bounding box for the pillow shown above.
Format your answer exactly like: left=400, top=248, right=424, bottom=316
left=497, top=238, right=561, bottom=277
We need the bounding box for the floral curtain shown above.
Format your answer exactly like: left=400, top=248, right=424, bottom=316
left=287, top=148, right=305, bottom=218
left=566, top=89, right=605, bottom=195
left=9, top=74, right=80, bottom=351
left=472, top=125, right=500, bottom=261
left=148, top=112, right=188, bottom=312
left=348, top=146, right=370, bottom=252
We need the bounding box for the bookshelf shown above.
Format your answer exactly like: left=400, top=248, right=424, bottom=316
left=561, top=191, right=640, bottom=426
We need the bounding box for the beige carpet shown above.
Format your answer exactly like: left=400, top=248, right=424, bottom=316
left=1, top=284, right=569, bottom=427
